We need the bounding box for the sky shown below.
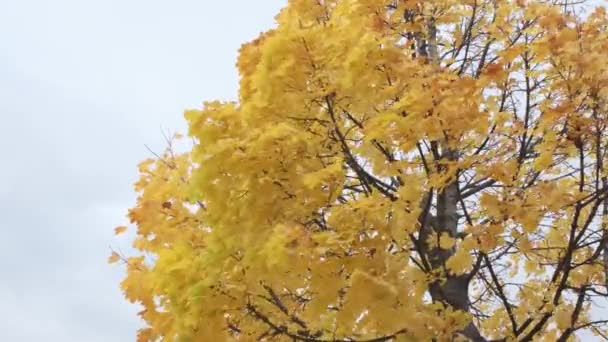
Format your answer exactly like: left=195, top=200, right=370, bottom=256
left=0, top=1, right=285, bottom=340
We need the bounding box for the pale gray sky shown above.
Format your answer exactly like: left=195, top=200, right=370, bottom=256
left=0, top=1, right=285, bottom=340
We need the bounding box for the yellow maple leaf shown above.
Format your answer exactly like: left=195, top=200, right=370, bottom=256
left=439, top=233, right=456, bottom=249
left=554, top=306, right=572, bottom=330
left=108, top=251, right=121, bottom=264
left=446, top=249, right=473, bottom=275
left=114, top=225, right=127, bottom=235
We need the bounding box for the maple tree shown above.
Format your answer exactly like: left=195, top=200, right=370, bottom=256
left=112, top=0, right=608, bottom=341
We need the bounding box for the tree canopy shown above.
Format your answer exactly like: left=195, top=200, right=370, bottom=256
left=112, top=1, right=608, bottom=341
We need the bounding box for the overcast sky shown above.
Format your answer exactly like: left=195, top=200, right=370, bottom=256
left=0, top=1, right=285, bottom=340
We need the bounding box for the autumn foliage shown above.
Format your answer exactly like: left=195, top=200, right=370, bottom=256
left=113, top=1, right=608, bottom=341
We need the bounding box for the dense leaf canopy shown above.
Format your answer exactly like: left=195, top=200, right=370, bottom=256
left=113, top=1, right=608, bottom=341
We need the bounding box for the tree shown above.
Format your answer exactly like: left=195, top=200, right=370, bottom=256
left=112, top=0, right=608, bottom=341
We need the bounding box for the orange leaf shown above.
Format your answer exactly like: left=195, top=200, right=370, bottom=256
left=114, top=225, right=128, bottom=235
left=108, top=251, right=121, bottom=264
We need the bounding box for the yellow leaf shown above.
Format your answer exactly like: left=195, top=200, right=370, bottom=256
left=108, top=251, right=121, bottom=264
left=114, top=225, right=128, bottom=235
left=554, top=306, right=571, bottom=330
left=446, top=249, right=473, bottom=275
left=439, top=233, right=456, bottom=249
left=524, top=259, right=538, bottom=274
left=533, top=151, right=553, bottom=171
